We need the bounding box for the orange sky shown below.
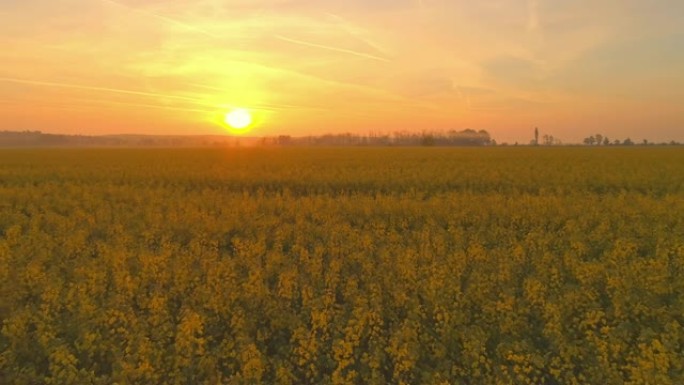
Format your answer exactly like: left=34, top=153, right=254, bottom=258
left=1, top=0, right=683, bottom=143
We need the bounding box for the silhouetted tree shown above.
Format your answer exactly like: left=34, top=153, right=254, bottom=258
left=595, top=134, right=603, bottom=146
left=278, top=135, right=292, bottom=146
left=421, top=134, right=435, bottom=146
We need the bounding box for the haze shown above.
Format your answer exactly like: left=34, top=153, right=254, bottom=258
left=1, top=0, right=683, bottom=143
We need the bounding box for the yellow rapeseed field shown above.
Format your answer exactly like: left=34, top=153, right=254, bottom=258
left=0, top=147, right=682, bottom=384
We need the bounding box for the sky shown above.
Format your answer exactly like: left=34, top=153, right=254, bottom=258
left=1, top=0, right=683, bottom=143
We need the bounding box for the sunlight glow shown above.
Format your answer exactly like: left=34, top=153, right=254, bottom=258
left=224, top=109, right=253, bottom=130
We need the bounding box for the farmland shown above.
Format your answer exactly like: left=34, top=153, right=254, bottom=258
left=0, top=147, right=683, bottom=384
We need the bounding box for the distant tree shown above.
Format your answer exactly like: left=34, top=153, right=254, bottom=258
left=421, top=134, right=435, bottom=146
left=623, top=138, right=634, bottom=146
left=595, top=134, right=603, bottom=146
left=534, top=127, right=539, bottom=146
left=614, top=139, right=621, bottom=146
left=583, top=136, right=596, bottom=146
left=603, top=137, right=610, bottom=146
left=642, top=139, right=649, bottom=146
left=278, top=135, right=292, bottom=146
left=541, top=134, right=556, bottom=146
left=478, top=130, right=493, bottom=146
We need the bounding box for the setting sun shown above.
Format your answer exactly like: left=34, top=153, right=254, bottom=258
left=224, top=109, right=252, bottom=131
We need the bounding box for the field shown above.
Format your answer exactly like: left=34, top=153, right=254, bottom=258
left=0, top=147, right=683, bottom=384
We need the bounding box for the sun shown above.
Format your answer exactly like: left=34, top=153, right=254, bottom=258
left=224, top=108, right=252, bottom=130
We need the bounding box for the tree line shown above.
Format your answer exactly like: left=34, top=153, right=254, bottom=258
left=582, top=134, right=681, bottom=146
left=271, top=129, right=493, bottom=147
left=529, top=128, right=681, bottom=147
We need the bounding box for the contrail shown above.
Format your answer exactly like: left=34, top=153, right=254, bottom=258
left=0, top=77, right=213, bottom=106
left=185, top=57, right=394, bottom=98
left=453, top=83, right=473, bottom=111
left=527, top=0, right=540, bottom=32
left=274, top=35, right=391, bottom=63
left=323, top=12, right=390, bottom=57
left=100, top=0, right=220, bottom=38
left=60, top=97, right=215, bottom=114
left=0, top=95, right=213, bottom=114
